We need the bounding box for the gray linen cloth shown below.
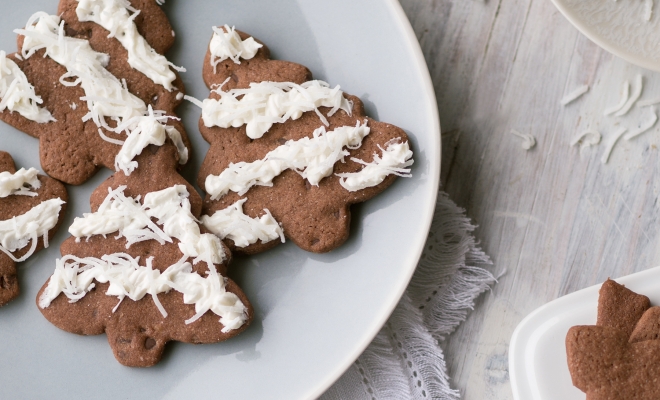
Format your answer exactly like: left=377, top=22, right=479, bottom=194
left=321, top=191, right=496, bottom=400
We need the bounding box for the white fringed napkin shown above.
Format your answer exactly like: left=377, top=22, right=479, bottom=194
left=321, top=191, right=496, bottom=400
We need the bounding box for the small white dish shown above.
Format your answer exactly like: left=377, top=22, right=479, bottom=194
left=551, top=0, right=660, bottom=71
left=509, top=266, right=660, bottom=400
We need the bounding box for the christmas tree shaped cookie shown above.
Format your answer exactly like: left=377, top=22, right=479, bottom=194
left=37, top=144, right=252, bottom=367
left=194, top=27, right=414, bottom=255
left=0, top=151, right=67, bottom=306
left=0, top=0, right=189, bottom=185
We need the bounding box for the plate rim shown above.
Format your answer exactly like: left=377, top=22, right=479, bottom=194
left=550, top=0, right=660, bottom=72
left=306, top=0, right=442, bottom=398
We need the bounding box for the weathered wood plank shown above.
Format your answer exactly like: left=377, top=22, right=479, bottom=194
left=399, top=0, right=660, bottom=398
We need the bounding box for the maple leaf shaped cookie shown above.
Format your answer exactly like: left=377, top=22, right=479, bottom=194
left=196, top=27, right=414, bottom=254
left=566, top=279, right=660, bottom=399
left=37, top=144, right=253, bottom=367
left=0, top=151, right=67, bottom=306
left=0, top=0, right=190, bottom=185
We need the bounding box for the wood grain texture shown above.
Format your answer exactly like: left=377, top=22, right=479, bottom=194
left=399, top=0, right=660, bottom=398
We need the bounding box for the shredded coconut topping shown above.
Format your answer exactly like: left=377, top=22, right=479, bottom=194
left=16, top=12, right=187, bottom=174
left=209, top=25, right=262, bottom=71
left=75, top=0, right=185, bottom=91
left=69, top=185, right=226, bottom=271
left=205, top=121, right=370, bottom=200
left=201, top=199, right=284, bottom=248
left=0, top=198, right=65, bottom=262
left=114, top=106, right=188, bottom=174
left=38, top=253, right=248, bottom=331
left=0, top=167, right=41, bottom=198
left=200, top=80, right=353, bottom=139
left=337, top=140, right=414, bottom=192
left=0, top=51, right=54, bottom=123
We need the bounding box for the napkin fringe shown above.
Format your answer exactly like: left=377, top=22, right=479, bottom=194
left=322, top=192, right=495, bottom=400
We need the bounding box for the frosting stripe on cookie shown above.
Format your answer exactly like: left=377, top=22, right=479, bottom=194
left=113, top=106, right=188, bottom=174
left=0, top=198, right=65, bottom=262
left=0, top=51, right=54, bottom=123
left=75, top=0, right=184, bottom=91
left=69, top=185, right=227, bottom=272
left=201, top=198, right=284, bottom=247
left=0, top=167, right=41, bottom=197
left=39, top=253, right=248, bottom=331
left=16, top=13, right=188, bottom=174
left=337, top=140, right=414, bottom=192
left=209, top=25, right=262, bottom=71
left=205, top=121, right=370, bottom=200
left=198, top=80, right=353, bottom=139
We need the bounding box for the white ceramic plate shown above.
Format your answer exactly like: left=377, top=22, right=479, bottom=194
left=0, top=0, right=440, bottom=399
left=551, top=0, right=660, bottom=71
left=509, top=266, right=660, bottom=400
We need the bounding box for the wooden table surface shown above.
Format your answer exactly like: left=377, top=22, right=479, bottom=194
left=398, top=0, right=660, bottom=398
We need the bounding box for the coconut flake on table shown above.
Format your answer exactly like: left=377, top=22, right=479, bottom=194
left=625, top=106, right=658, bottom=140
left=601, top=127, right=627, bottom=164
left=570, top=130, right=601, bottom=150
left=560, top=84, right=589, bottom=106
left=510, top=129, right=536, bottom=150
left=614, top=74, right=643, bottom=117
left=604, top=81, right=630, bottom=116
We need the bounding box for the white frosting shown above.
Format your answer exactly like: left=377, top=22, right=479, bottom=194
left=0, top=51, right=54, bottom=123
left=0, top=198, right=65, bottom=262
left=38, top=253, right=247, bottom=331
left=337, top=140, right=414, bottom=192
left=209, top=25, right=262, bottom=71
left=75, top=0, right=184, bottom=91
left=114, top=106, right=188, bottom=174
left=44, top=185, right=246, bottom=330
left=205, top=121, right=370, bottom=200
left=0, top=167, right=41, bottom=198
left=69, top=185, right=226, bottom=269
left=201, top=80, right=353, bottom=139
left=201, top=199, right=284, bottom=248
left=16, top=13, right=187, bottom=174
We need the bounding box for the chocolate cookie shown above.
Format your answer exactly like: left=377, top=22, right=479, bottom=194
left=37, top=143, right=252, bottom=367
left=0, top=0, right=190, bottom=185
left=197, top=28, right=413, bottom=254
left=0, top=150, right=67, bottom=306
left=566, top=279, right=660, bottom=399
